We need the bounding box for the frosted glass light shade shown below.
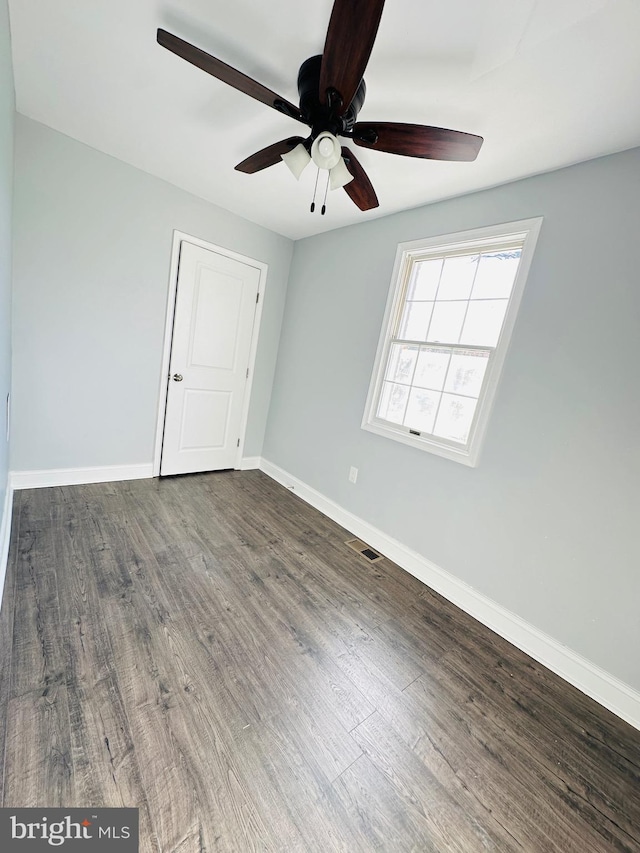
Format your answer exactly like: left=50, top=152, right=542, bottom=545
left=329, top=157, right=354, bottom=190
left=281, top=144, right=311, bottom=180
left=311, top=132, right=341, bottom=170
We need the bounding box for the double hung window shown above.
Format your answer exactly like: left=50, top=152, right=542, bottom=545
left=362, top=219, right=542, bottom=465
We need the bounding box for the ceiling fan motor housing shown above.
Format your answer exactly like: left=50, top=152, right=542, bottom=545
left=297, top=55, right=366, bottom=141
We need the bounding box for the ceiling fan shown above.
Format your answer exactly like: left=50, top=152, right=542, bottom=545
left=157, top=0, right=483, bottom=214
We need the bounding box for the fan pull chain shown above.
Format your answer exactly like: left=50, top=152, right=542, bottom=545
left=310, top=168, right=320, bottom=213
left=321, top=170, right=330, bottom=215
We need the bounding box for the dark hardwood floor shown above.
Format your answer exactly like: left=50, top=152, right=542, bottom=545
left=0, top=470, right=638, bottom=851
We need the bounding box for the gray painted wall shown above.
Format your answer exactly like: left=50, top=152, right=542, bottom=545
left=0, top=0, right=14, bottom=523
left=11, top=116, right=293, bottom=470
left=264, top=148, right=640, bottom=690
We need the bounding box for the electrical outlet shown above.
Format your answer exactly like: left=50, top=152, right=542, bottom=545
left=348, top=466, right=358, bottom=484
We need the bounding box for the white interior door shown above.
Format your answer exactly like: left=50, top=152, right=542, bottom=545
left=160, top=241, right=260, bottom=476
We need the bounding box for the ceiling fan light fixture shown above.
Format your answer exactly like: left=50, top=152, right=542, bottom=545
left=159, top=0, right=484, bottom=218
left=281, top=143, right=311, bottom=180
left=311, top=132, right=341, bottom=170
left=329, top=157, right=354, bottom=190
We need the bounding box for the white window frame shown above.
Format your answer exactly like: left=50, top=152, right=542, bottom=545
left=362, top=217, right=543, bottom=467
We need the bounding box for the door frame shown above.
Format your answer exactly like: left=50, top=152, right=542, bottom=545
left=152, top=230, right=268, bottom=477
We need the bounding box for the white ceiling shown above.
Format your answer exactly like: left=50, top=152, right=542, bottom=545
left=7, top=0, right=640, bottom=240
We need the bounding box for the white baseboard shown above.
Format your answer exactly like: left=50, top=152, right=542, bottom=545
left=10, top=463, right=154, bottom=490
left=238, top=456, right=261, bottom=471
left=259, top=458, right=640, bottom=732
left=0, top=479, right=14, bottom=612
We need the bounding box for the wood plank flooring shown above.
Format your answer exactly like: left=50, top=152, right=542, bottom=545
left=0, top=470, right=638, bottom=851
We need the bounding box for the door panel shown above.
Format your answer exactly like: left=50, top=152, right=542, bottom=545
left=190, top=267, right=243, bottom=369
left=179, top=390, right=231, bottom=450
left=160, top=242, right=260, bottom=476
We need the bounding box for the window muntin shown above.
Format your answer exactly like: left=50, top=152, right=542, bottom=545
left=362, top=220, right=542, bottom=465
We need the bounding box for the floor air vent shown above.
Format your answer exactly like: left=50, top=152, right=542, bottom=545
left=345, top=538, right=384, bottom=563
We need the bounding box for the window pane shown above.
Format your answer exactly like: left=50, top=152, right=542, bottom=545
left=414, top=347, right=451, bottom=391
left=404, top=388, right=441, bottom=434
left=427, top=301, right=467, bottom=344
left=407, top=258, right=442, bottom=301
left=471, top=251, right=521, bottom=299
left=460, top=299, right=508, bottom=346
left=385, top=343, right=418, bottom=385
left=444, top=350, right=489, bottom=397
left=437, top=255, right=478, bottom=300
left=377, top=381, right=409, bottom=424
left=398, top=301, right=434, bottom=341
left=433, top=393, right=478, bottom=444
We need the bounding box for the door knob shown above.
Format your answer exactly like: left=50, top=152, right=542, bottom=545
left=172, top=373, right=183, bottom=382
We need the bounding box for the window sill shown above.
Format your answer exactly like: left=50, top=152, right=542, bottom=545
left=361, top=419, right=480, bottom=467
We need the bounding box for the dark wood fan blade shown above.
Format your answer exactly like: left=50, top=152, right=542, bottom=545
left=157, top=29, right=304, bottom=122
left=319, top=0, right=385, bottom=116
left=353, top=122, right=483, bottom=161
left=341, top=147, right=379, bottom=210
left=235, top=137, right=307, bottom=173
